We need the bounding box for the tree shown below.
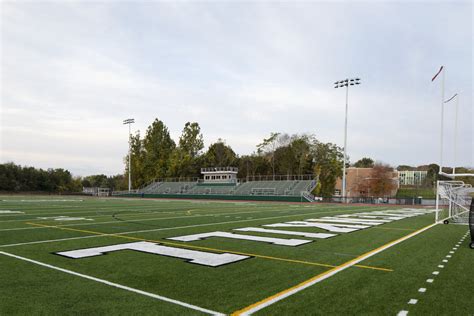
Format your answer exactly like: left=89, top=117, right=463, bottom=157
left=369, top=163, right=397, bottom=196
left=124, top=131, right=147, bottom=188
left=0, top=163, right=80, bottom=192
left=203, top=139, right=237, bottom=167
left=353, top=157, right=374, bottom=168
left=290, top=135, right=312, bottom=176
left=397, top=165, right=415, bottom=171
left=423, top=163, right=439, bottom=187
left=312, top=142, right=344, bottom=198
left=142, top=118, right=176, bottom=181
left=274, top=145, right=295, bottom=176
left=238, top=154, right=271, bottom=180
left=179, top=122, right=204, bottom=158
left=168, top=122, right=205, bottom=179
left=257, top=132, right=280, bottom=179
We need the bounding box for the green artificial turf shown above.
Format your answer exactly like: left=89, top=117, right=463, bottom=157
left=0, top=195, right=471, bottom=315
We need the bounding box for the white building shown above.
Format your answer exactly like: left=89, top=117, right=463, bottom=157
left=398, top=170, right=428, bottom=186
left=201, top=167, right=238, bottom=184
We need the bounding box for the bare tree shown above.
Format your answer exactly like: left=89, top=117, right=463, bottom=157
left=369, top=163, right=397, bottom=197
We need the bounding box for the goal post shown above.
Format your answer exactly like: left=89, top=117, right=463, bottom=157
left=470, top=198, right=474, bottom=249
left=435, top=180, right=473, bottom=225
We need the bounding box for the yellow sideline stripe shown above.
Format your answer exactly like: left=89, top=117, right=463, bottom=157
left=26, top=222, right=393, bottom=272
left=231, top=222, right=436, bottom=315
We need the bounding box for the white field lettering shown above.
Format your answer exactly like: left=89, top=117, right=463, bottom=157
left=167, top=208, right=435, bottom=247
left=37, top=216, right=93, bottom=221
left=54, top=208, right=435, bottom=268
left=264, top=221, right=368, bottom=233
left=168, top=231, right=312, bottom=246
left=0, top=210, right=24, bottom=214
left=56, top=241, right=249, bottom=267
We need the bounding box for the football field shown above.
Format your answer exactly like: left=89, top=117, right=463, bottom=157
left=0, top=196, right=472, bottom=315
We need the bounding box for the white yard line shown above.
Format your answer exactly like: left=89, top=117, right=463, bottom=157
left=0, top=210, right=368, bottom=247
left=0, top=207, right=407, bottom=248
left=0, top=206, right=379, bottom=232
left=0, top=235, right=104, bottom=248
left=0, top=251, right=224, bottom=316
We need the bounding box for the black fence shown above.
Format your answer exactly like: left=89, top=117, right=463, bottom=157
left=322, top=196, right=433, bottom=205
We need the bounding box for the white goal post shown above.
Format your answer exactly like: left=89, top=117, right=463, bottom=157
left=435, top=180, right=473, bottom=224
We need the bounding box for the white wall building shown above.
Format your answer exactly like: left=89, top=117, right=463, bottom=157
left=398, top=170, right=428, bottom=186
left=201, top=167, right=238, bottom=184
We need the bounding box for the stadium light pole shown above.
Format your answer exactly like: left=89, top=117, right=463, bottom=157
left=334, top=78, right=361, bottom=203
left=444, top=93, right=458, bottom=174
left=123, top=118, right=135, bottom=192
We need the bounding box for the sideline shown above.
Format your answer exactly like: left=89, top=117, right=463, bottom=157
left=0, top=250, right=224, bottom=315
left=231, top=222, right=438, bottom=315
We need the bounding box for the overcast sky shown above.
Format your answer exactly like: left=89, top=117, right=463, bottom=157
left=1, top=1, right=472, bottom=176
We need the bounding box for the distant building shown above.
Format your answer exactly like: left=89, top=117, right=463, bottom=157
left=398, top=170, right=428, bottom=186
left=201, top=167, right=238, bottom=184
left=335, top=167, right=399, bottom=198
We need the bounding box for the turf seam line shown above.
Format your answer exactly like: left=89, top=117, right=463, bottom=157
left=0, top=250, right=224, bottom=316
left=230, top=222, right=437, bottom=315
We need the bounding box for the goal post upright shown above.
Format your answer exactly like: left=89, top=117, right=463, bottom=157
left=435, top=180, right=440, bottom=223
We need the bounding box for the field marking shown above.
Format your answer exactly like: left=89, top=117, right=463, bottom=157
left=231, top=222, right=437, bottom=315
left=26, top=222, right=393, bottom=272
left=0, top=235, right=104, bottom=248
left=0, top=206, right=383, bottom=232
left=0, top=205, right=346, bottom=230
left=371, top=227, right=416, bottom=232
left=0, top=251, right=224, bottom=315
left=0, top=200, right=345, bottom=220
left=1, top=211, right=371, bottom=249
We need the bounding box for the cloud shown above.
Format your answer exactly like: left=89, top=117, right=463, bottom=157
left=1, top=1, right=472, bottom=176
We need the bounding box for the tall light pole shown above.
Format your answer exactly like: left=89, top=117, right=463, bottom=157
left=334, top=78, right=361, bottom=203
left=123, top=118, right=135, bottom=192
left=431, top=66, right=445, bottom=173
left=444, top=93, right=458, bottom=174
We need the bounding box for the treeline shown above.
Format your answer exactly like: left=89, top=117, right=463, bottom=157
left=0, top=163, right=128, bottom=193
left=126, top=119, right=344, bottom=197
left=0, top=163, right=81, bottom=192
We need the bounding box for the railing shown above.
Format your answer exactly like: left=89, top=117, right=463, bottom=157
left=112, top=190, right=138, bottom=196
left=201, top=167, right=239, bottom=173
left=241, top=174, right=315, bottom=182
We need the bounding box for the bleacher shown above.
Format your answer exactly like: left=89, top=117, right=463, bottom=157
left=233, top=180, right=316, bottom=196
left=139, top=179, right=317, bottom=198
left=135, top=167, right=317, bottom=202
left=141, top=181, right=162, bottom=194
left=189, top=184, right=236, bottom=195
left=142, top=181, right=196, bottom=194
left=235, top=181, right=292, bottom=195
